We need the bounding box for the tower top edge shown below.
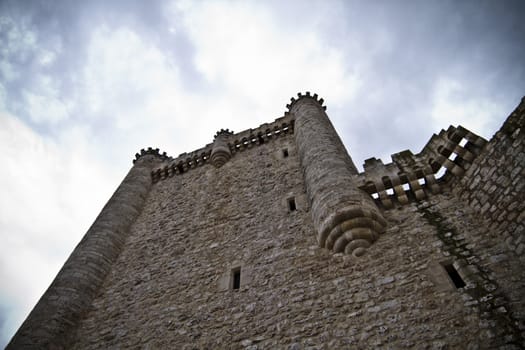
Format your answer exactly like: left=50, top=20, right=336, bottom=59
left=133, top=147, right=172, bottom=164
left=286, top=91, right=326, bottom=112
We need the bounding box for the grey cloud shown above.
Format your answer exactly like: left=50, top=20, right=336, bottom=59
left=320, top=0, right=525, bottom=167
left=0, top=0, right=204, bottom=131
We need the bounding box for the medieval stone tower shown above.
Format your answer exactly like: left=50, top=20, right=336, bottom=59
left=8, top=93, right=525, bottom=349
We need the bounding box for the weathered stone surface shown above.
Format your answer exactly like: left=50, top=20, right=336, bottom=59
left=453, top=96, right=525, bottom=259
left=8, top=94, right=525, bottom=349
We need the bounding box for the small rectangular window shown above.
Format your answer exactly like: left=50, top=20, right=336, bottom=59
left=232, top=267, right=241, bottom=290
left=443, top=263, right=465, bottom=288
left=282, top=149, right=289, bottom=158
left=288, top=197, right=296, bottom=212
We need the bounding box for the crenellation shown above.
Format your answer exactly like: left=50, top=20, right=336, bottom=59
left=9, top=93, right=525, bottom=349
left=286, top=91, right=326, bottom=111
left=228, top=118, right=294, bottom=154
left=133, top=146, right=172, bottom=164
left=150, top=116, right=295, bottom=183
left=357, top=124, right=488, bottom=209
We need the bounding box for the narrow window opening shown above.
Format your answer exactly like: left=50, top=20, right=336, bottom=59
left=459, top=138, right=468, bottom=147
left=288, top=197, right=297, bottom=212
left=443, top=263, right=465, bottom=288
left=371, top=193, right=379, bottom=199
left=232, top=267, right=241, bottom=290
left=448, top=152, right=457, bottom=161
left=386, top=188, right=394, bottom=196
left=418, top=178, right=426, bottom=186
left=402, top=183, right=410, bottom=191
left=282, top=149, right=289, bottom=158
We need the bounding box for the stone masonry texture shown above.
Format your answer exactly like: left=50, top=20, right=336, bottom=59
left=8, top=93, right=525, bottom=349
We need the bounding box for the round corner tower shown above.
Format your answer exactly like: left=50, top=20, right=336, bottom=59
left=288, top=92, right=386, bottom=256
left=7, top=148, right=167, bottom=349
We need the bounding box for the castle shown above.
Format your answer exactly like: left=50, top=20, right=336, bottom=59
left=8, top=93, right=525, bottom=349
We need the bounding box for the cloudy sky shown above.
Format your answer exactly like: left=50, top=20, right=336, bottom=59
left=0, top=0, right=524, bottom=346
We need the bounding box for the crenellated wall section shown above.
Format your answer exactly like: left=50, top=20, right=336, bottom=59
left=138, top=116, right=295, bottom=183
left=356, top=125, right=487, bottom=209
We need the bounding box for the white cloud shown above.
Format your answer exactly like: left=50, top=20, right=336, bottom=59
left=0, top=82, right=6, bottom=110
left=37, top=49, right=57, bottom=66
left=24, top=89, right=71, bottom=124
left=0, top=16, right=37, bottom=60
left=430, top=77, right=502, bottom=137
left=79, top=25, right=204, bottom=156
left=171, top=0, right=361, bottom=112
left=0, top=16, right=66, bottom=125
left=0, top=60, right=19, bottom=82
left=0, top=17, right=36, bottom=83
left=0, top=16, right=59, bottom=79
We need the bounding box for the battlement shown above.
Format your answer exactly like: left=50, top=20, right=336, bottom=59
left=133, top=147, right=172, bottom=164
left=138, top=92, right=326, bottom=182
left=137, top=92, right=489, bottom=213
left=147, top=114, right=295, bottom=182
left=357, top=125, right=488, bottom=209
left=286, top=91, right=326, bottom=111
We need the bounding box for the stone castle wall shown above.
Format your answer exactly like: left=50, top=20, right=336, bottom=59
left=69, top=98, right=523, bottom=348
left=449, top=97, right=525, bottom=348
left=8, top=95, right=525, bottom=349
left=68, top=132, right=484, bottom=349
